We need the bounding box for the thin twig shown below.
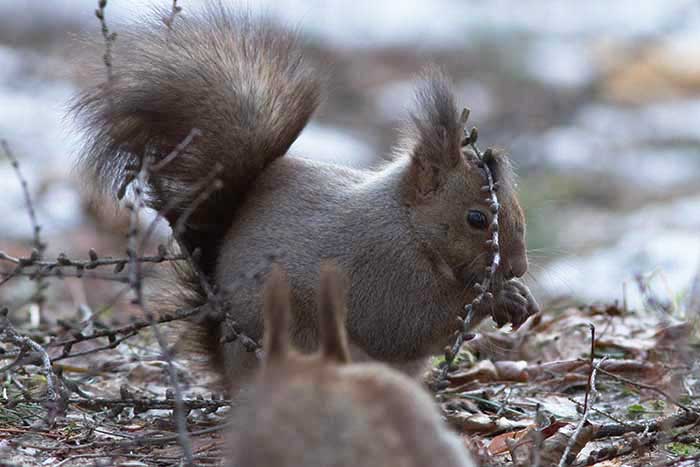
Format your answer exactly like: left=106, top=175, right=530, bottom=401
left=687, top=258, right=700, bottom=321
left=558, top=325, right=605, bottom=467
left=435, top=110, right=500, bottom=391
left=48, top=304, right=205, bottom=358
left=94, top=422, right=230, bottom=449
left=127, top=156, right=194, bottom=465
left=0, top=250, right=186, bottom=272
left=72, top=396, right=230, bottom=413
left=0, top=309, right=58, bottom=402
left=597, top=366, right=694, bottom=413
left=151, top=128, right=201, bottom=173
left=1, top=268, right=130, bottom=283
left=594, top=409, right=699, bottom=439
left=1, top=139, right=47, bottom=309
left=49, top=307, right=202, bottom=353
left=95, top=0, right=116, bottom=89
left=583, top=323, right=596, bottom=411
left=162, top=0, right=183, bottom=33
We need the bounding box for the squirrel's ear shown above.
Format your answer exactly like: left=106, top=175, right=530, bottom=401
left=318, top=262, right=351, bottom=364
left=405, top=68, right=462, bottom=201
left=262, top=263, right=291, bottom=364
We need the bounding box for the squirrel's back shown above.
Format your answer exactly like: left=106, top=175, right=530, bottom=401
left=72, top=4, right=322, bottom=274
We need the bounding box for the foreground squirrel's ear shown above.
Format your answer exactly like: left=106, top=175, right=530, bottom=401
left=263, top=263, right=291, bottom=364
left=318, top=262, right=351, bottom=364
left=406, top=68, right=462, bottom=201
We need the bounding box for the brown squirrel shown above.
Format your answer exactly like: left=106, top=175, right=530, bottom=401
left=227, top=262, right=475, bottom=467
left=73, top=4, right=538, bottom=384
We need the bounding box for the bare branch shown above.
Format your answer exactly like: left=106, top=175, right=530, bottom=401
left=1, top=139, right=47, bottom=310
left=558, top=325, right=604, bottom=467
left=125, top=156, right=194, bottom=465
left=0, top=308, right=58, bottom=403
left=434, top=112, right=501, bottom=391
left=95, top=0, right=116, bottom=89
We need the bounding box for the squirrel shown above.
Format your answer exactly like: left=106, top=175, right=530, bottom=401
left=227, top=262, right=475, bottom=467
left=72, top=4, right=539, bottom=386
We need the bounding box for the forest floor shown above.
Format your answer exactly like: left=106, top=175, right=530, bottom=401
left=2, top=2, right=700, bottom=465
left=1, top=244, right=698, bottom=466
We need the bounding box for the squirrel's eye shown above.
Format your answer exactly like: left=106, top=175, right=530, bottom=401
left=466, top=210, right=488, bottom=230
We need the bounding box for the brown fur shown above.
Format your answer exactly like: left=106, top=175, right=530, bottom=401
left=71, top=4, right=538, bottom=387
left=227, top=264, right=474, bottom=467
left=72, top=4, right=321, bottom=274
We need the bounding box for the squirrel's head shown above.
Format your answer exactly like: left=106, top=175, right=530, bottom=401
left=401, top=69, right=528, bottom=290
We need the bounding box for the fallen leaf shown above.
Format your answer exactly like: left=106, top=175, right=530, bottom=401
left=488, top=420, right=570, bottom=456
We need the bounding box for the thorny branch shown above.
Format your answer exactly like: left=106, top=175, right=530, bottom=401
left=95, top=0, right=116, bottom=89
left=0, top=249, right=186, bottom=275
left=687, top=259, right=700, bottom=320
left=72, top=396, right=230, bottom=414
left=597, top=366, right=693, bottom=413
left=558, top=325, right=604, bottom=467
left=0, top=309, right=58, bottom=403
left=0, top=15, right=256, bottom=464
left=92, top=422, right=230, bottom=449
left=1, top=268, right=131, bottom=283
left=594, top=410, right=700, bottom=439
left=55, top=3, right=201, bottom=464
left=126, top=155, right=195, bottom=466
left=162, top=0, right=183, bottom=33
left=48, top=304, right=206, bottom=362
left=582, top=324, right=596, bottom=412
left=434, top=109, right=501, bottom=391
left=1, top=139, right=47, bottom=310
left=151, top=127, right=201, bottom=173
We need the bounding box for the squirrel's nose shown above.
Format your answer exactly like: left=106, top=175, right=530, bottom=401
left=503, top=255, right=528, bottom=279
left=510, top=256, right=528, bottom=279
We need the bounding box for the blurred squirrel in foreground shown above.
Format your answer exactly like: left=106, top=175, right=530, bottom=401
left=228, top=263, right=475, bottom=467
left=73, top=4, right=539, bottom=384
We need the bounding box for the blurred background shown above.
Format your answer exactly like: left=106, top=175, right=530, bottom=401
left=1, top=0, right=699, bottom=312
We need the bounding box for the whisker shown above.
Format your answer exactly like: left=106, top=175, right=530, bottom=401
left=527, top=262, right=578, bottom=296
left=527, top=246, right=572, bottom=256
left=459, top=251, right=489, bottom=293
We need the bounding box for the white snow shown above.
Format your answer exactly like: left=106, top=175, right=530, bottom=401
left=536, top=195, right=700, bottom=308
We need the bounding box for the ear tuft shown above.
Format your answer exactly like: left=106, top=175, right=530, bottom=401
left=318, top=261, right=351, bottom=364
left=408, top=67, right=462, bottom=170
left=262, top=263, right=291, bottom=365
left=401, top=68, right=463, bottom=201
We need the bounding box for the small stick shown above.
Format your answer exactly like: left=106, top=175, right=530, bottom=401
left=687, top=259, right=700, bottom=321
left=597, top=367, right=694, bottom=413
left=0, top=308, right=58, bottom=402
left=1, top=140, right=47, bottom=310
left=594, top=410, right=699, bottom=439
left=93, top=422, right=230, bottom=449
left=72, top=396, right=230, bottom=413
left=583, top=323, right=595, bottom=411
left=434, top=111, right=500, bottom=391
left=558, top=325, right=604, bottom=467
left=95, top=0, right=116, bottom=88
left=151, top=128, right=201, bottom=173
left=162, top=0, right=183, bottom=33
left=0, top=250, right=186, bottom=272
left=49, top=304, right=205, bottom=362
left=126, top=156, right=194, bottom=466
left=1, top=268, right=130, bottom=283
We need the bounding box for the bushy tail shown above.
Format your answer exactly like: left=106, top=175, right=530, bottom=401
left=72, top=4, right=322, bottom=275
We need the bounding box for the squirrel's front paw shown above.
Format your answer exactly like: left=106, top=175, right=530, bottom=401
left=490, top=280, right=540, bottom=329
